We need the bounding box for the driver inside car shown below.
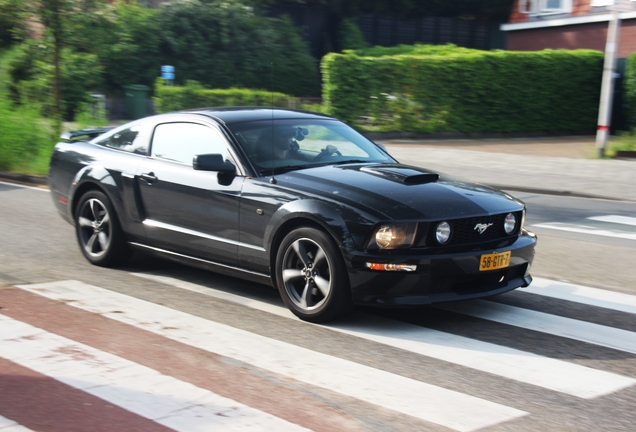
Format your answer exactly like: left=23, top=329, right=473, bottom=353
left=272, top=127, right=339, bottom=161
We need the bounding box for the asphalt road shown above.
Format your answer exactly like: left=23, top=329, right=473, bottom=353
left=1, top=180, right=636, bottom=431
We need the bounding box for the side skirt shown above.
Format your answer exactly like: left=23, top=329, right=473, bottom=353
left=128, top=242, right=273, bottom=287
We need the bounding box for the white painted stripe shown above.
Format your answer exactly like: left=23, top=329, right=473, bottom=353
left=17, top=281, right=527, bottom=432
left=437, top=300, right=636, bottom=354
left=531, top=222, right=636, bottom=241
left=0, top=415, right=33, bottom=432
left=133, top=272, right=636, bottom=399
left=0, top=180, right=48, bottom=192
left=0, top=314, right=308, bottom=432
left=525, top=277, right=636, bottom=315
left=588, top=215, right=636, bottom=227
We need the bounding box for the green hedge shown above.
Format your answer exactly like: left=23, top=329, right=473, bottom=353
left=154, top=80, right=298, bottom=113
left=322, top=46, right=604, bottom=133
left=625, top=51, right=636, bottom=129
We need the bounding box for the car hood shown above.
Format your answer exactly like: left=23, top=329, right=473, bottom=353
left=274, top=163, right=523, bottom=221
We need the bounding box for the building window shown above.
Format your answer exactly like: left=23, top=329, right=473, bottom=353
left=591, top=0, right=614, bottom=6
left=519, top=0, right=573, bottom=14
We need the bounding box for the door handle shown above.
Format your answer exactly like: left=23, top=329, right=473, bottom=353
left=140, top=172, right=158, bottom=183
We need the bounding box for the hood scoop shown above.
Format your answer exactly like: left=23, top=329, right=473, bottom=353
left=360, top=165, right=439, bottom=185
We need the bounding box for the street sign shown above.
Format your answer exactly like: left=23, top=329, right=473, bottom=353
left=161, top=65, right=175, bottom=81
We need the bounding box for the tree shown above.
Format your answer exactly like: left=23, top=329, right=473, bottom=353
left=254, top=0, right=515, bottom=22
left=158, top=0, right=319, bottom=96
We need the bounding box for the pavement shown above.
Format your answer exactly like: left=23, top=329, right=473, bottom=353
left=378, top=136, right=636, bottom=202
left=1, top=135, right=634, bottom=201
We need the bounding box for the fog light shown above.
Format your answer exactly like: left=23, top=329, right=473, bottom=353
left=366, top=263, right=417, bottom=272
left=436, top=221, right=451, bottom=244
left=504, top=213, right=517, bottom=234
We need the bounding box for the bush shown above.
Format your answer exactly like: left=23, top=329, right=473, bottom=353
left=339, top=18, right=367, bottom=51
left=0, top=48, right=53, bottom=174
left=624, top=51, right=636, bottom=129
left=322, top=46, right=603, bottom=133
left=157, top=0, right=320, bottom=96
left=154, top=79, right=298, bottom=113
left=8, top=41, right=103, bottom=121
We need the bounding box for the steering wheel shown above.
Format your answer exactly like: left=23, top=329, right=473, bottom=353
left=314, top=146, right=341, bottom=161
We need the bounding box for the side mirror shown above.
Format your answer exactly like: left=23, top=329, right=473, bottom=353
left=193, top=154, right=236, bottom=174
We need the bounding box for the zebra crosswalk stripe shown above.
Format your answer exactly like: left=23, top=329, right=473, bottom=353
left=0, top=415, right=33, bottom=432
left=132, top=272, right=636, bottom=399
left=0, top=314, right=309, bottom=432
left=523, top=277, right=636, bottom=315
left=15, top=280, right=527, bottom=432
left=437, top=299, right=636, bottom=354
left=587, top=215, right=636, bottom=226
left=531, top=222, right=636, bottom=241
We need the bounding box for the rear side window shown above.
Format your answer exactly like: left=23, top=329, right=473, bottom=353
left=95, top=124, right=148, bottom=155
left=150, top=122, right=229, bottom=165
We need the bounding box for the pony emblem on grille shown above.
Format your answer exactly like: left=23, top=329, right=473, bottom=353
left=474, top=223, right=494, bottom=234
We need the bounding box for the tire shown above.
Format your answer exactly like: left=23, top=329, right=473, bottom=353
left=74, top=190, right=131, bottom=267
left=275, top=227, right=352, bottom=323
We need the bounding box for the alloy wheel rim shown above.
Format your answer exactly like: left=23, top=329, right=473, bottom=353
left=77, top=198, right=112, bottom=258
left=281, top=238, right=332, bottom=311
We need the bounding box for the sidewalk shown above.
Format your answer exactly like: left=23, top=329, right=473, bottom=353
left=2, top=136, right=634, bottom=201
left=378, top=136, right=636, bottom=202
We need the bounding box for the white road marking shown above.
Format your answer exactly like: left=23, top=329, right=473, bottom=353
left=437, top=300, right=636, bottom=354
left=0, top=415, right=33, bottom=432
left=132, top=272, right=636, bottom=399
left=588, top=215, right=636, bottom=226
left=0, top=180, right=48, bottom=192
left=524, top=277, right=636, bottom=315
left=531, top=222, right=636, bottom=241
left=17, top=280, right=527, bottom=432
left=0, top=314, right=308, bottom=432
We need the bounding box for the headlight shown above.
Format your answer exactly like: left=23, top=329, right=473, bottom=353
left=374, top=223, right=417, bottom=249
left=504, top=213, right=517, bottom=234
left=436, top=221, right=451, bottom=244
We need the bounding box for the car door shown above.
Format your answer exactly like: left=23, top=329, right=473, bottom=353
left=137, top=118, right=244, bottom=266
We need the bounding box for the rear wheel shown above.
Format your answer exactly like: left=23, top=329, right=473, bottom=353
left=275, top=227, right=352, bottom=323
left=75, top=190, right=130, bottom=267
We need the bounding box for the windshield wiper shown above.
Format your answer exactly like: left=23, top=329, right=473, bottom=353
left=331, top=159, right=369, bottom=165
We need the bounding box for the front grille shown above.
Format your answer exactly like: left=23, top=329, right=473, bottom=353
left=425, top=212, right=522, bottom=247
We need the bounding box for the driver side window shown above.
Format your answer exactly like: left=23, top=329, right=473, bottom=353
left=151, top=122, right=228, bottom=165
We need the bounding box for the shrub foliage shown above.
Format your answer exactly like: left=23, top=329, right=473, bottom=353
left=154, top=80, right=297, bottom=113
left=322, top=45, right=604, bottom=133
left=624, top=51, right=636, bottom=129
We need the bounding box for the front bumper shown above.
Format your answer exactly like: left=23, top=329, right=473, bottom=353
left=346, top=230, right=537, bottom=307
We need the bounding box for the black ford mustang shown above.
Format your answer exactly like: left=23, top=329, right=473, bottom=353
left=49, top=108, right=536, bottom=322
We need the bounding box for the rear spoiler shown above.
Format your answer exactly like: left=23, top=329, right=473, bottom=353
left=60, top=127, right=114, bottom=142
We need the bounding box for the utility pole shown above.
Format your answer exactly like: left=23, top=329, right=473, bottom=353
left=596, top=2, right=622, bottom=158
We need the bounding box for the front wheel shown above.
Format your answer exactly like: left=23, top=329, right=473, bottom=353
left=275, top=227, right=352, bottom=323
left=74, top=190, right=131, bottom=267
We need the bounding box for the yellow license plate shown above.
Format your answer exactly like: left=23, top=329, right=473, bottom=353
left=479, top=251, right=511, bottom=271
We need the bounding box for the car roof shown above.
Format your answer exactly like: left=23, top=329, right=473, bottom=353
left=185, top=107, right=335, bottom=125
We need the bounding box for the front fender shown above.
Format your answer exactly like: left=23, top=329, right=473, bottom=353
left=265, top=199, right=357, bottom=253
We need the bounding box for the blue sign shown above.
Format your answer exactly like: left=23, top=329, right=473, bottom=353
left=161, top=65, right=175, bottom=80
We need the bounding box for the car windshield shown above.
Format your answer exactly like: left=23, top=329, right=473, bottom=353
left=226, top=119, right=394, bottom=174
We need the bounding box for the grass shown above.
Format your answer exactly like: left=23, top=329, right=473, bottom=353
left=606, top=130, right=636, bottom=158
left=0, top=47, right=55, bottom=176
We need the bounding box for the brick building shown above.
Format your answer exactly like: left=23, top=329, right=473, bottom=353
left=501, top=0, right=636, bottom=58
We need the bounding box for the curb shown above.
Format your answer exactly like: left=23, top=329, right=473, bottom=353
left=0, top=171, right=48, bottom=186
